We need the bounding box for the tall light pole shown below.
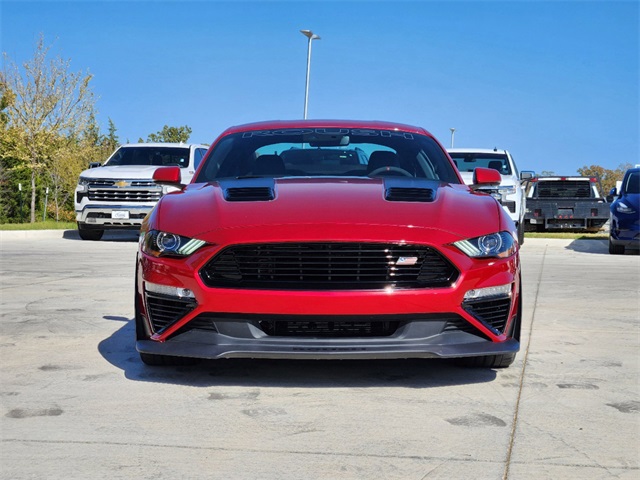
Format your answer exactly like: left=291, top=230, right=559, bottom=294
left=301, top=29, right=320, bottom=119
left=449, top=128, right=456, bottom=148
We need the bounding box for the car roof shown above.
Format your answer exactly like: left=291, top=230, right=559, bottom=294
left=219, top=119, right=433, bottom=137
left=447, top=148, right=508, bottom=154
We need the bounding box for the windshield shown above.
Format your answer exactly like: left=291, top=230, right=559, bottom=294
left=105, top=146, right=191, bottom=168
left=448, top=152, right=512, bottom=175
left=195, top=128, right=459, bottom=183
left=624, top=171, right=640, bottom=194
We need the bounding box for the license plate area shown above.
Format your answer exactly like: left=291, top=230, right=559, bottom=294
left=111, top=210, right=130, bottom=219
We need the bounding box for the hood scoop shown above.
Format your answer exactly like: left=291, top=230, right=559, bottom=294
left=385, top=187, right=434, bottom=202
left=383, top=178, right=438, bottom=203
left=219, top=178, right=276, bottom=202
left=225, top=187, right=275, bottom=202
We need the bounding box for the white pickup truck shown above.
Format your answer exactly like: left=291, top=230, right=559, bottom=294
left=448, top=148, right=527, bottom=244
left=74, top=142, right=208, bottom=240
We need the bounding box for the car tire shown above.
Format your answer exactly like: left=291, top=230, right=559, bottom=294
left=609, top=237, right=625, bottom=255
left=78, top=223, right=104, bottom=241
left=517, top=222, right=525, bottom=245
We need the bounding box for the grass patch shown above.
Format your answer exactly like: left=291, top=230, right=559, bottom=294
left=525, top=232, right=607, bottom=240
left=0, top=220, right=76, bottom=231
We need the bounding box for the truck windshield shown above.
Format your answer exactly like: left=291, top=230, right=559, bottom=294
left=448, top=153, right=512, bottom=175
left=105, top=147, right=191, bottom=168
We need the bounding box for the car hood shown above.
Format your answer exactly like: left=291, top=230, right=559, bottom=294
left=79, top=165, right=181, bottom=179
left=459, top=171, right=515, bottom=188
left=150, top=177, right=504, bottom=244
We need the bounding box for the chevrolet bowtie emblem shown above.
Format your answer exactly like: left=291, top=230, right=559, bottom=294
left=114, top=180, right=130, bottom=188
left=396, top=256, right=418, bottom=266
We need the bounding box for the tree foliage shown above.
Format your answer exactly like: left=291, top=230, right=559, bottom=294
left=0, top=35, right=95, bottom=222
left=146, top=124, right=192, bottom=143
left=577, top=163, right=633, bottom=194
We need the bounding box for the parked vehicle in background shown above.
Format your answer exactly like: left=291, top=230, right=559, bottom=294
left=608, top=167, right=640, bottom=254
left=135, top=120, right=522, bottom=368
left=75, top=143, right=209, bottom=240
left=523, top=175, right=609, bottom=232
left=448, top=148, right=526, bottom=244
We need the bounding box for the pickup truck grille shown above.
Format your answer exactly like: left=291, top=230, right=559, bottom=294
left=88, top=189, right=162, bottom=202
left=200, top=242, right=459, bottom=290
left=86, top=179, right=162, bottom=202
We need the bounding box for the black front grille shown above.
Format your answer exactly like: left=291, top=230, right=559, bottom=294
left=463, top=297, right=512, bottom=334
left=200, top=243, right=459, bottom=290
left=145, top=292, right=197, bottom=333
left=501, top=201, right=516, bottom=213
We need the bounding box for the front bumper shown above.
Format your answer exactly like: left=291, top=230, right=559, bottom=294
left=136, top=239, right=521, bottom=361
left=137, top=325, right=520, bottom=360
left=76, top=204, right=154, bottom=228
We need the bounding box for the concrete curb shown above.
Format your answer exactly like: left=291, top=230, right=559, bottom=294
left=0, top=229, right=71, bottom=241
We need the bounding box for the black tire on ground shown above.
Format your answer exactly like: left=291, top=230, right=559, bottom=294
left=517, top=222, right=525, bottom=245
left=77, top=223, right=104, bottom=241
left=609, top=237, right=625, bottom=255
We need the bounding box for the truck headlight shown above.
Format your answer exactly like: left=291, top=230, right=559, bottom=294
left=77, top=176, right=90, bottom=192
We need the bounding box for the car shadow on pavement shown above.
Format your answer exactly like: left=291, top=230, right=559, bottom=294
left=98, top=316, right=498, bottom=388
left=63, top=230, right=139, bottom=242
left=565, top=238, right=639, bottom=255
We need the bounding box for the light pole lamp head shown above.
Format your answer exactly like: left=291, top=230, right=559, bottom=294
left=300, top=30, right=321, bottom=40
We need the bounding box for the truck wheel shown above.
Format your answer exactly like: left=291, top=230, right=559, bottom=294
left=609, top=237, right=625, bottom=255
left=517, top=222, right=525, bottom=245
left=77, top=223, right=104, bottom=241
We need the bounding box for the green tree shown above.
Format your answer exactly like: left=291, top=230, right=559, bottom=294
left=577, top=163, right=633, bottom=194
left=104, top=117, right=119, bottom=152
left=146, top=124, right=192, bottom=143
left=0, top=35, right=95, bottom=222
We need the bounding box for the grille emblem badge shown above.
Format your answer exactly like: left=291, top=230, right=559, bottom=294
left=114, top=180, right=130, bottom=188
left=396, top=256, right=418, bottom=266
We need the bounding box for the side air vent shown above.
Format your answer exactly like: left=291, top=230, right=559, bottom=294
left=225, top=187, right=275, bottom=202
left=385, top=188, right=435, bottom=202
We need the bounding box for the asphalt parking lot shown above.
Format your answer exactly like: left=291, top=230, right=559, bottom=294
left=1, top=231, right=638, bottom=479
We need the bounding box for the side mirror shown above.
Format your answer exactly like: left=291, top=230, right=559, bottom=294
left=471, top=167, right=501, bottom=189
left=520, top=170, right=535, bottom=181
left=153, top=166, right=184, bottom=190
left=606, top=187, right=617, bottom=203
left=89, top=162, right=101, bottom=169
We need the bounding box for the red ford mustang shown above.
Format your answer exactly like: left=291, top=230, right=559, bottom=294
left=135, top=120, right=521, bottom=368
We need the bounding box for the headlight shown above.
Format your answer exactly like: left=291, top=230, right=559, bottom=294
left=77, top=176, right=90, bottom=192
left=497, top=186, right=517, bottom=195
left=615, top=202, right=636, bottom=214
left=142, top=230, right=207, bottom=257
left=454, top=231, right=517, bottom=258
